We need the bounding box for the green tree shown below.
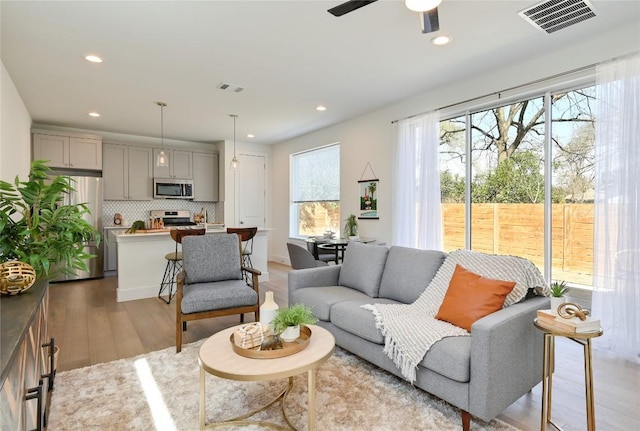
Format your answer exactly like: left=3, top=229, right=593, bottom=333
left=472, top=151, right=545, bottom=203
left=440, top=170, right=465, bottom=203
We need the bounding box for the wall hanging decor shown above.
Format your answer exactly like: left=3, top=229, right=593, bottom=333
left=358, top=162, right=379, bottom=219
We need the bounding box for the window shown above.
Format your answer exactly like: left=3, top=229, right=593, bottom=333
left=439, top=84, right=596, bottom=288
left=290, top=144, right=340, bottom=238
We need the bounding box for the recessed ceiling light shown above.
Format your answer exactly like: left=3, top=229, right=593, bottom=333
left=88, top=112, right=100, bottom=117
left=84, top=55, right=103, bottom=63
left=431, top=35, right=451, bottom=46
left=316, top=105, right=327, bottom=111
left=247, top=134, right=255, bottom=138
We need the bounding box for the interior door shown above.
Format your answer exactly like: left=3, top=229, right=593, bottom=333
left=237, top=154, right=265, bottom=227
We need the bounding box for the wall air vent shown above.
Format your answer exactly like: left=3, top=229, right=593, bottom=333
left=519, top=0, right=596, bottom=34
left=216, top=82, right=245, bottom=93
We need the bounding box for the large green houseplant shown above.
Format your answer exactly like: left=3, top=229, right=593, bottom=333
left=0, top=160, right=100, bottom=279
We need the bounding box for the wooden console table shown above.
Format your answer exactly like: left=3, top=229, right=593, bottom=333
left=1, top=279, right=55, bottom=430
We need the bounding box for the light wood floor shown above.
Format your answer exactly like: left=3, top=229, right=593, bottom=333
left=49, top=262, right=639, bottom=431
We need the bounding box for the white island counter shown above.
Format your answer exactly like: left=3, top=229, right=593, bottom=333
left=113, top=227, right=271, bottom=302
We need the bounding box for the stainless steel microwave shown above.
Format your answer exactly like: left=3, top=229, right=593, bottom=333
left=153, top=178, right=194, bottom=199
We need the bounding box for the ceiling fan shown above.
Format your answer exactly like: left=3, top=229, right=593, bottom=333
left=328, top=0, right=442, bottom=34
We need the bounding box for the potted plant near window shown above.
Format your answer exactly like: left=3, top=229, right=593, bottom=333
left=270, top=304, right=318, bottom=342
left=549, top=280, right=569, bottom=313
left=0, top=160, right=100, bottom=280
left=343, top=214, right=358, bottom=240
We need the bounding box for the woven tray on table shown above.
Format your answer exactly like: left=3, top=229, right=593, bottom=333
left=0, top=261, right=36, bottom=295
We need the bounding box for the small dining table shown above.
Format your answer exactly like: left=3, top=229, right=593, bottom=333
left=317, top=237, right=375, bottom=264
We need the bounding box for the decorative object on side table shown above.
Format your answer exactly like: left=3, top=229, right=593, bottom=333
left=536, top=303, right=601, bottom=334
left=271, top=304, right=318, bottom=342
left=549, top=280, right=569, bottom=313
left=0, top=160, right=101, bottom=280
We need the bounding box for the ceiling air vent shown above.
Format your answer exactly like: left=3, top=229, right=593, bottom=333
left=519, top=0, right=596, bottom=34
left=216, top=82, right=245, bottom=93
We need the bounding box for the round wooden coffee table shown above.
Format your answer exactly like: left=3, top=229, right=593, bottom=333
left=198, top=324, right=335, bottom=431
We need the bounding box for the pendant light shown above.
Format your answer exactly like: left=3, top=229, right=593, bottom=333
left=156, top=102, right=169, bottom=167
left=230, top=114, right=239, bottom=170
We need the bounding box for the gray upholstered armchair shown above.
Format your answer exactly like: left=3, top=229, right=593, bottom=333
left=175, top=233, right=261, bottom=352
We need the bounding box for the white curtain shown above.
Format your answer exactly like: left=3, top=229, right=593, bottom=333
left=392, top=111, right=442, bottom=250
left=592, top=52, right=640, bottom=363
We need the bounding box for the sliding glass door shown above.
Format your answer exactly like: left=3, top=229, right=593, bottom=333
left=439, top=85, right=595, bottom=288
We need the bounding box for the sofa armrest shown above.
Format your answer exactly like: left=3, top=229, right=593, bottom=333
left=468, top=295, right=549, bottom=421
left=287, top=265, right=342, bottom=305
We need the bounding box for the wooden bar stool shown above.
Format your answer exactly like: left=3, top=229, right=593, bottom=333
left=158, top=228, right=206, bottom=304
left=226, top=227, right=258, bottom=284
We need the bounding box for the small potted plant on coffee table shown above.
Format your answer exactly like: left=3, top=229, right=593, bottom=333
left=549, top=280, right=569, bottom=313
left=271, top=304, right=318, bottom=342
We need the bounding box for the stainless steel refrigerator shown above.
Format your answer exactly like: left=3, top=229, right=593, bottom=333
left=50, top=171, right=104, bottom=282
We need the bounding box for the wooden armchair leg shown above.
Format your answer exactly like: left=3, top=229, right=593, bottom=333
left=461, top=410, right=470, bottom=431
left=182, top=321, right=187, bottom=331
left=240, top=313, right=245, bottom=323
left=176, top=319, right=183, bottom=354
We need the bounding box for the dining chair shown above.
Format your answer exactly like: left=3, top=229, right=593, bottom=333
left=306, top=238, right=337, bottom=264
left=158, top=227, right=206, bottom=304
left=226, top=227, right=258, bottom=283
left=288, top=243, right=329, bottom=269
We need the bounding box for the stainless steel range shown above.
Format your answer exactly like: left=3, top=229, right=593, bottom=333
left=150, top=210, right=197, bottom=227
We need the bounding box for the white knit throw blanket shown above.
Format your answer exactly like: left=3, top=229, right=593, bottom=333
left=362, top=249, right=548, bottom=383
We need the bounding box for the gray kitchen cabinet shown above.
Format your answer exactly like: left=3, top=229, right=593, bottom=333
left=192, top=151, right=219, bottom=202
left=103, top=143, right=153, bottom=200
left=33, top=132, right=102, bottom=170
left=153, top=149, right=192, bottom=179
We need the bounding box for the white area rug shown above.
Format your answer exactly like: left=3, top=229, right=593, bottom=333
left=48, top=340, right=520, bottom=430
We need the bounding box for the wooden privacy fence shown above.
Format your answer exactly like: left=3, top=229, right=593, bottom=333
left=442, top=203, right=594, bottom=283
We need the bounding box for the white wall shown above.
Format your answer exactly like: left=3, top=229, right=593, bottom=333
left=1, top=61, right=32, bottom=182
left=268, top=21, right=640, bottom=265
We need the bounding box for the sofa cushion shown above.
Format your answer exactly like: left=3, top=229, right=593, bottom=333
left=290, top=286, right=371, bottom=321
left=419, top=336, right=471, bottom=383
left=435, top=264, right=516, bottom=331
left=331, top=298, right=402, bottom=344
left=378, top=247, right=447, bottom=303
left=338, top=242, right=389, bottom=297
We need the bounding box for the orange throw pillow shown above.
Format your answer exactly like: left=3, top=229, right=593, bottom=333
left=435, top=264, right=517, bottom=331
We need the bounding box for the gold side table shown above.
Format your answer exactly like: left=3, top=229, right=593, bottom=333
left=534, top=319, right=603, bottom=431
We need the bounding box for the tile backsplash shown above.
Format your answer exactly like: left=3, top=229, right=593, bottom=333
left=103, top=200, right=217, bottom=227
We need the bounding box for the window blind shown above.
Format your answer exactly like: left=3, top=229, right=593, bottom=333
left=291, top=144, right=340, bottom=202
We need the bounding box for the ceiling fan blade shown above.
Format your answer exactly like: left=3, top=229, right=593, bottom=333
left=328, top=0, right=378, bottom=17
left=420, top=7, right=440, bottom=33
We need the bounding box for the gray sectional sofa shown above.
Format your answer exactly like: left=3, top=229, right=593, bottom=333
left=288, top=242, right=549, bottom=431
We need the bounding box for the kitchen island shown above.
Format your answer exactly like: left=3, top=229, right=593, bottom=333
left=113, top=226, right=271, bottom=302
